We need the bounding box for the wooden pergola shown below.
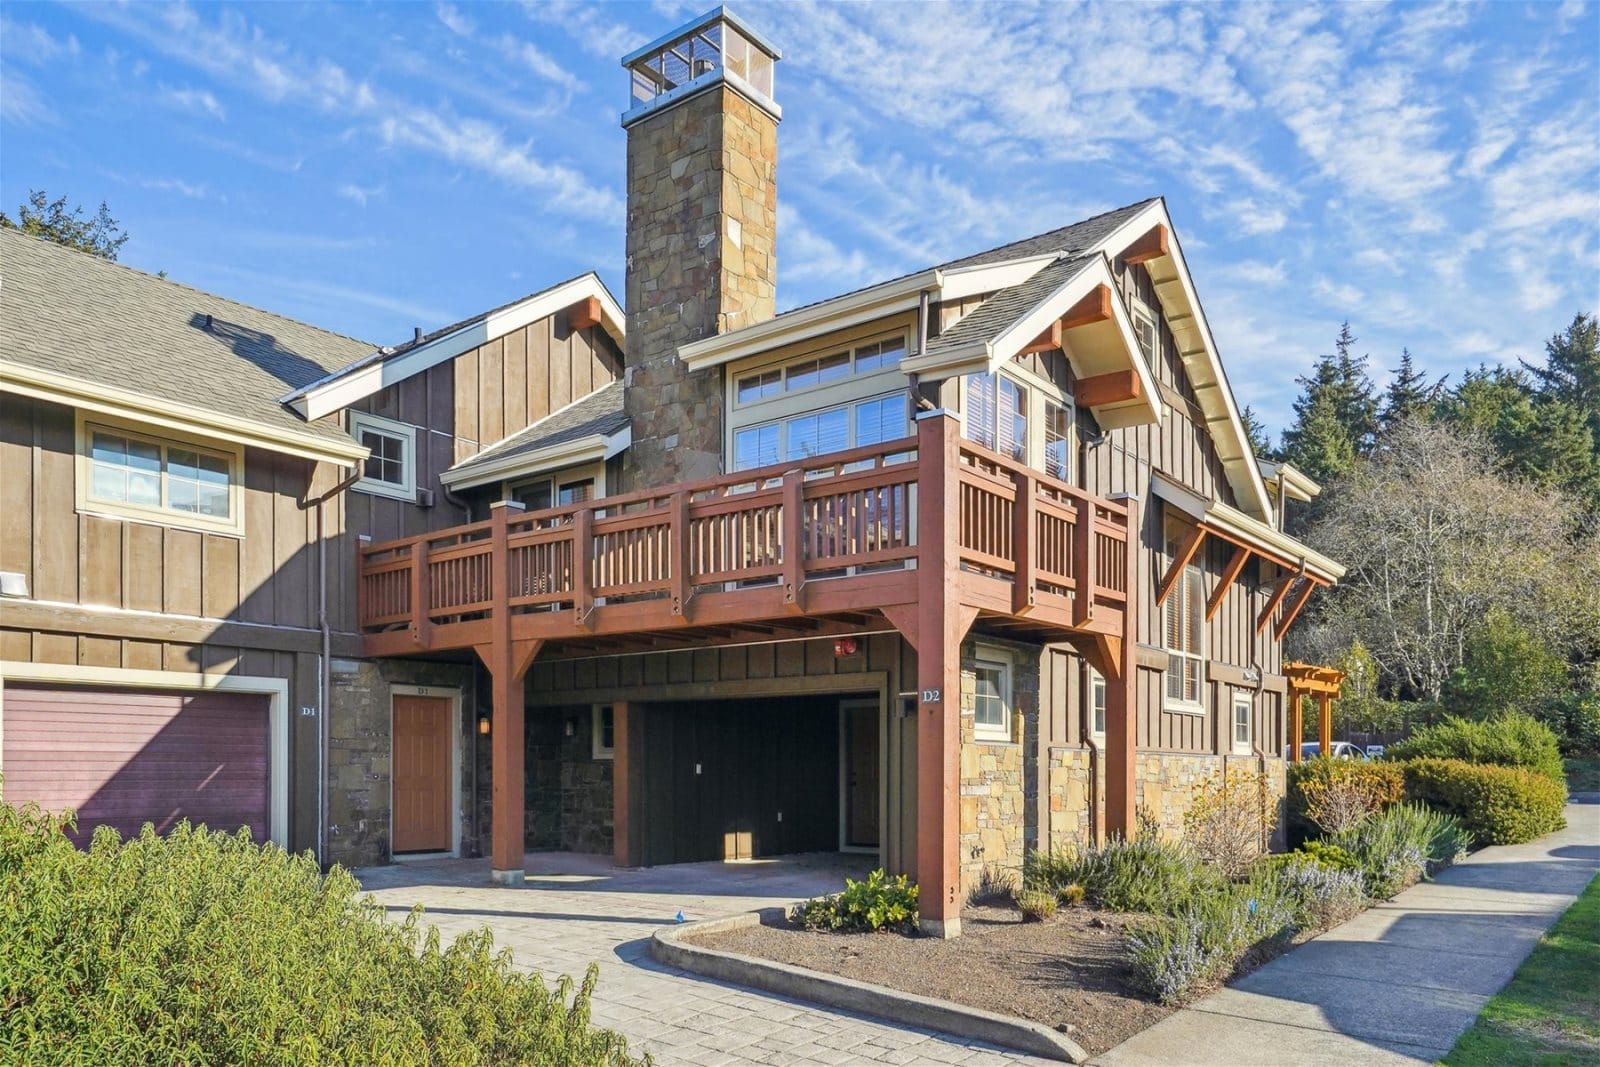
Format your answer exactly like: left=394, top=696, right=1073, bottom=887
left=1284, top=661, right=1345, bottom=761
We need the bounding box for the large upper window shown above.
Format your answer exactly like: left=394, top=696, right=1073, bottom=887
left=785, top=406, right=849, bottom=460
left=351, top=411, right=417, bottom=502
left=732, top=333, right=907, bottom=408
left=854, top=394, right=908, bottom=447
left=77, top=416, right=242, bottom=534
left=733, top=393, right=906, bottom=471
left=965, top=372, right=1027, bottom=461
left=1163, top=518, right=1206, bottom=711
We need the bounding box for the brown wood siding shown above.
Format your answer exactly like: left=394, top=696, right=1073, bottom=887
left=1, top=684, right=270, bottom=847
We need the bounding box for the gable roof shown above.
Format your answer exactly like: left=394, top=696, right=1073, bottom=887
left=440, top=381, right=629, bottom=491
left=0, top=228, right=370, bottom=463
left=283, top=272, right=624, bottom=421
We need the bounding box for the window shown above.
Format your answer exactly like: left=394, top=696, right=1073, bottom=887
left=1044, top=398, right=1072, bottom=482
left=559, top=479, right=594, bottom=505
left=733, top=424, right=780, bottom=471
left=1090, top=670, right=1107, bottom=737
left=351, top=411, right=416, bottom=501
left=972, top=656, right=1011, bottom=741
left=1232, top=690, right=1253, bottom=752
left=1132, top=304, right=1157, bottom=362
left=964, top=372, right=1027, bottom=461
left=855, top=394, right=907, bottom=447
left=787, top=351, right=850, bottom=391
left=592, top=705, right=614, bottom=759
left=785, top=406, right=849, bottom=460
left=78, top=416, right=242, bottom=534
left=511, top=477, right=553, bottom=511
left=854, top=338, right=905, bottom=374
left=737, top=369, right=781, bottom=403
left=1163, top=520, right=1206, bottom=710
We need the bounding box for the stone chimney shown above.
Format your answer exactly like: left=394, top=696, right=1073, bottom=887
left=619, top=7, right=781, bottom=490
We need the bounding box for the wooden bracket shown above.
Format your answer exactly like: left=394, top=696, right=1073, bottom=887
left=1205, top=546, right=1250, bottom=621
left=1122, top=224, right=1170, bottom=266
left=1019, top=319, right=1063, bottom=356
left=881, top=603, right=920, bottom=651
left=1274, top=579, right=1318, bottom=641
left=569, top=295, right=602, bottom=331
left=1156, top=523, right=1206, bottom=606
left=1255, top=570, right=1298, bottom=634
left=1076, top=369, right=1142, bottom=409
left=1061, top=284, right=1114, bottom=331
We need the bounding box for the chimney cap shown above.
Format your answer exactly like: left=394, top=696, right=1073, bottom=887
left=621, top=6, right=781, bottom=128
left=621, top=6, right=782, bottom=68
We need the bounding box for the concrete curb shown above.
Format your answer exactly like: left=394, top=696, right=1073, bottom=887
left=650, top=910, right=1089, bottom=1063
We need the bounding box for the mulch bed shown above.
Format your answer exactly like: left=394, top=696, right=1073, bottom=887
left=691, top=904, right=1173, bottom=1055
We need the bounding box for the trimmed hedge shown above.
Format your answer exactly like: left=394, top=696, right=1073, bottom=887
left=0, top=802, right=642, bottom=1066
left=1388, top=713, right=1566, bottom=783
left=1287, top=757, right=1405, bottom=840
left=1402, top=758, right=1568, bottom=845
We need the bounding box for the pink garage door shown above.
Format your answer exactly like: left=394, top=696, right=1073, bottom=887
left=1, top=685, right=270, bottom=848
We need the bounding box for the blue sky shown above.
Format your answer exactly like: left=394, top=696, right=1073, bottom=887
left=3, top=1, right=1597, bottom=437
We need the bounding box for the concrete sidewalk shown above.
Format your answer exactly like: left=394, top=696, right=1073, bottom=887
left=1095, top=801, right=1600, bottom=1066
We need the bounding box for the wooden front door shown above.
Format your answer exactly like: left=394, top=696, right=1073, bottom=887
left=392, top=695, right=453, bottom=853
left=843, top=700, right=880, bottom=849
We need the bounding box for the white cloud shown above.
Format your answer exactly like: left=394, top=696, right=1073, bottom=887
left=1228, top=198, right=1288, bottom=236
left=1228, top=260, right=1288, bottom=287
left=492, top=34, right=582, bottom=93
left=337, top=182, right=385, bottom=208
left=162, top=85, right=226, bottom=120
left=0, top=19, right=80, bottom=64
left=519, top=0, right=639, bottom=61
left=1313, top=277, right=1363, bottom=307
left=0, top=71, right=51, bottom=124
left=435, top=3, right=473, bottom=38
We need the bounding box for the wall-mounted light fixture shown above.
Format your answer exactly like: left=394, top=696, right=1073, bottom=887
left=833, top=637, right=859, bottom=657
left=565, top=717, right=577, bottom=738
left=478, top=715, right=491, bottom=736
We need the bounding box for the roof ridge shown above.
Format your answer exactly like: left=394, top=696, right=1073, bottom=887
left=936, top=196, right=1161, bottom=267
left=0, top=227, right=379, bottom=351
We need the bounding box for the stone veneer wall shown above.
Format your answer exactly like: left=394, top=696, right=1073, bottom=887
left=621, top=84, right=778, bottom=490
left=325, top=658, right=477, bottom=870
left=518, top=704, right=614, bottom=855
left=1135, top=752, right=1287, bottom=849
left=957, top=637, right=1041, bottom=901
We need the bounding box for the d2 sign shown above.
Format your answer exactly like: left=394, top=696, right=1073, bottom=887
left=921, top=688, right=941, bottom=704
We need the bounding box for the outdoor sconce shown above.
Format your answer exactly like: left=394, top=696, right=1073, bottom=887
left=565, top=717, right=577, bottom=738
left=833, top=637, right=859, bottom=657
left=478, top=715, right=491, bottom=736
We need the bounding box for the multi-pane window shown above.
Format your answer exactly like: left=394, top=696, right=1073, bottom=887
left=86, top=424, right=237, bottom=526
left=1232, top=691, right=1253, bottom=751
left=1163, top=520, right=1206, bottom=709
left=511, top=477, right=553, bottom=511
left=965, top=372, right=1028, bottom=461
left=1090, top=670, right=1107, bottom=736
left=592, top=705, right=615, bottom=759
left=559, top=479, right=594, bottom=505
left=786, top=351, right=850, bottom=391
left=855, top=395, right=907, bottom=447
left=736, top=369, right=781, bottom=403
left=972, top=659, right=1011, bottom=740
left=785, top=406, right=850, bottom=460
left=734, top=335, right=906, bottom=408
left=1132, top=306, right=1157, bottom=362
left=1044, top=399, right=1072, bottom=482
left=733, top=424, right=780, bottom=471
left=351, top=411, right=416, bottom=501
left=853, top=338, right=905, bottom=374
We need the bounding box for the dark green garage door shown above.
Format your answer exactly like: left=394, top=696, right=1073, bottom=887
left=639, top=695, right=847, bottom=865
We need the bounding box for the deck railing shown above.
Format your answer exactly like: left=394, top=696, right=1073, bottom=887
left=358, top=428, right=1129, bottom=641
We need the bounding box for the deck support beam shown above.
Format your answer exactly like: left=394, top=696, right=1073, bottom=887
left=481, top=501, right=538, bottom=885
left=1081, top=496, right=1139, bottom=841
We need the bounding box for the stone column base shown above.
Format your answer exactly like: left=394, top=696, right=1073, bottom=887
left=490, top=868, right=526, bottom=887
left=919, top=916, right=961, bottom=939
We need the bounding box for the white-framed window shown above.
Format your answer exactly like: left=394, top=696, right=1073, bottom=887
left=510, top=476, right=553, bottom=511
left=736, top=368, right=782, bottom=403
left=592, top=704, right=615, bottom=760
left=971, top=654, right=1012, bottom=742
left=733, top=423, right=780, bottom=471
left=1232, top=690, right=1253, bottom=753
left=731, top=333, right=908, bottom=410
left=559, top=478, right=594, bottom=505
left=964, top=371, right=1028, bottom=461
left=1089, top=669, right=1107, bottom=738
left=732, top=393, right=909, bottom=472
left=75, top=413, right=244, bottom=535
left=786, top=351, right=850, bottom=392
left=1131, top=302, right=1157, bottom=363
left=785, top=405, right=850, bottom=460
left=854, top=394, right=908, bottom=447
left=1044, top=397, right=1072, bottom=482
left=351, top=411, right=417, bottom=501
left=853, top=337, right=905, bottom=374
left=1163, top=517, right=1206, bottom=712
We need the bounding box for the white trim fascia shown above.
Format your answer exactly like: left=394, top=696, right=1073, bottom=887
left=0, top=661, right=291, bottom=848
left=1089, top=201, right=1275, bottom=521
left=288, top=276, right=625, bottom=421
left=441, top=425, right=630, bottom=491
left=1205, top=499, right=1346, bottom=583
left=2, top=360, right=367, bottom=465
left=1259, top=459, right=1322, bottom=502
left=677, top=256, right=1060, bottom=373
left=388, top=684, right=463, bottom=859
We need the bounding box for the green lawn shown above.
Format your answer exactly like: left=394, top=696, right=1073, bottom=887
left=1565, top=758, right=1600, bottom=793
left=1444, top=872, right=1600, bottom=1066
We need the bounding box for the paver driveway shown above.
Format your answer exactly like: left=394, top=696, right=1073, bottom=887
left=356, top=851, right=1050, bottom=1066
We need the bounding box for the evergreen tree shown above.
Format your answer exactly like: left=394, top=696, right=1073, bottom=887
left=1524, top=313, right=1600, bottom=444
left=1240, top=405, right=1274, bottom=459
left=1380, top=348, right=1445, bottom=431
left=0, top=190, right=128, bottom=260
left=1331, top=323, right=1381, bottom=453
left=1280, top=323, right=1377, bottom=483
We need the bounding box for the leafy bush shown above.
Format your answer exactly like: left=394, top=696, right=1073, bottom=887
left=1389, top=713, right=1566, bottom=783
left=1025, top=836, right=1222, bottom=914
left=1443, top=608, right=1568, bottom=719
left=793, top=868, right=918, bottom=934
left=0, top=802, right=641, bottom=1066
left=1183, top=765, right=1274, bottom=880
left=1271, top=858, right=1368, bottom=930
left=1295, top=839, right=1361, bottom=871
left=1288, top=758, right=1404, bottom=840
left=1536, top=693, right=1600, bottom=757
left=1403, top=758, right=1568, bottom=845
left=1330, top=802, right=1469, bottom=898
left=1057, top=882, right=1086, bottom=906
left=1125, top=869, right=1298, bottom=1005
left=1017, top=889, right=1057, bottom=922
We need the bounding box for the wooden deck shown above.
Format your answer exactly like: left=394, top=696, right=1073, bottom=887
left=357, top=426, right=1132, bottom=658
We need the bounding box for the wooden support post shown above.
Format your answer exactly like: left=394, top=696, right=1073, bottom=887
left=573, top=507, right=594, bottom=628
left=482, top=501, right=534, bottom=885
left=1072, top=496, right=1094, bottom=626
left=612, top=701, right=641, bottom=867
left=1104, top=497, right=1139, bottom=840
left=670, top=490, right=692, bottom=620
left=912, top=411, right=970, bottom=939
left=1013, top=471, right=1036, bottom=616
left=1206, top=546, right=1249, bottom=622
left=782, top=469, right=805, bottom=613
left=1319, top=693, right=1333, bottom=757
left=409, top=537, right=430, bottom=647
left=1289, top=691, right=1304, bottom=762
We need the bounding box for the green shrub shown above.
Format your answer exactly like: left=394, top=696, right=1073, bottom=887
left=1058, top=882, right=1087, bottom=906
left=793, top=868, right=918, bottom=934
left=1287, top=757, right=1405, bottom=840
left=1017, top=889, right=1058, bottom=922
left=1296, top=839, right=1361, bottom=871
left=1025, top=837, right=1222, bottom=914
left=1403, top=758, right=1568, bottom=845
left=1330, top=802, right=1469, bottom=899
left=1389, top=713, right=1566, bottom=783
left=1271, top=858, right=1368, bottom=930
left=0, top=801, right=641, bottom=1066
left=1536, top=693, right=1600, bottom=757
left=1125, top=869, right=1299, bottom=1004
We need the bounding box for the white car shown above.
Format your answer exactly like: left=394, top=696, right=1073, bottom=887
left=1289, top=741, right=1367, bottom=760
left=1365, top=744, right=1386, bottom=758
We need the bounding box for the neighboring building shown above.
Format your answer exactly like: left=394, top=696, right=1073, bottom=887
left=0, top=7, right=1342, bottom=939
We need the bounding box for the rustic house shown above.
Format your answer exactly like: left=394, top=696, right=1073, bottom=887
left=0, top=6, right=1343, bottom=939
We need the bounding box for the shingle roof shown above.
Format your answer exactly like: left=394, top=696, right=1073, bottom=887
left=919, top=253, right=1099, bottom=361
left=0, top=228, right=370, bottom=444
left=448, top=381, right=627, bottom=477
left=774, top=197, right=1158, bottom=320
